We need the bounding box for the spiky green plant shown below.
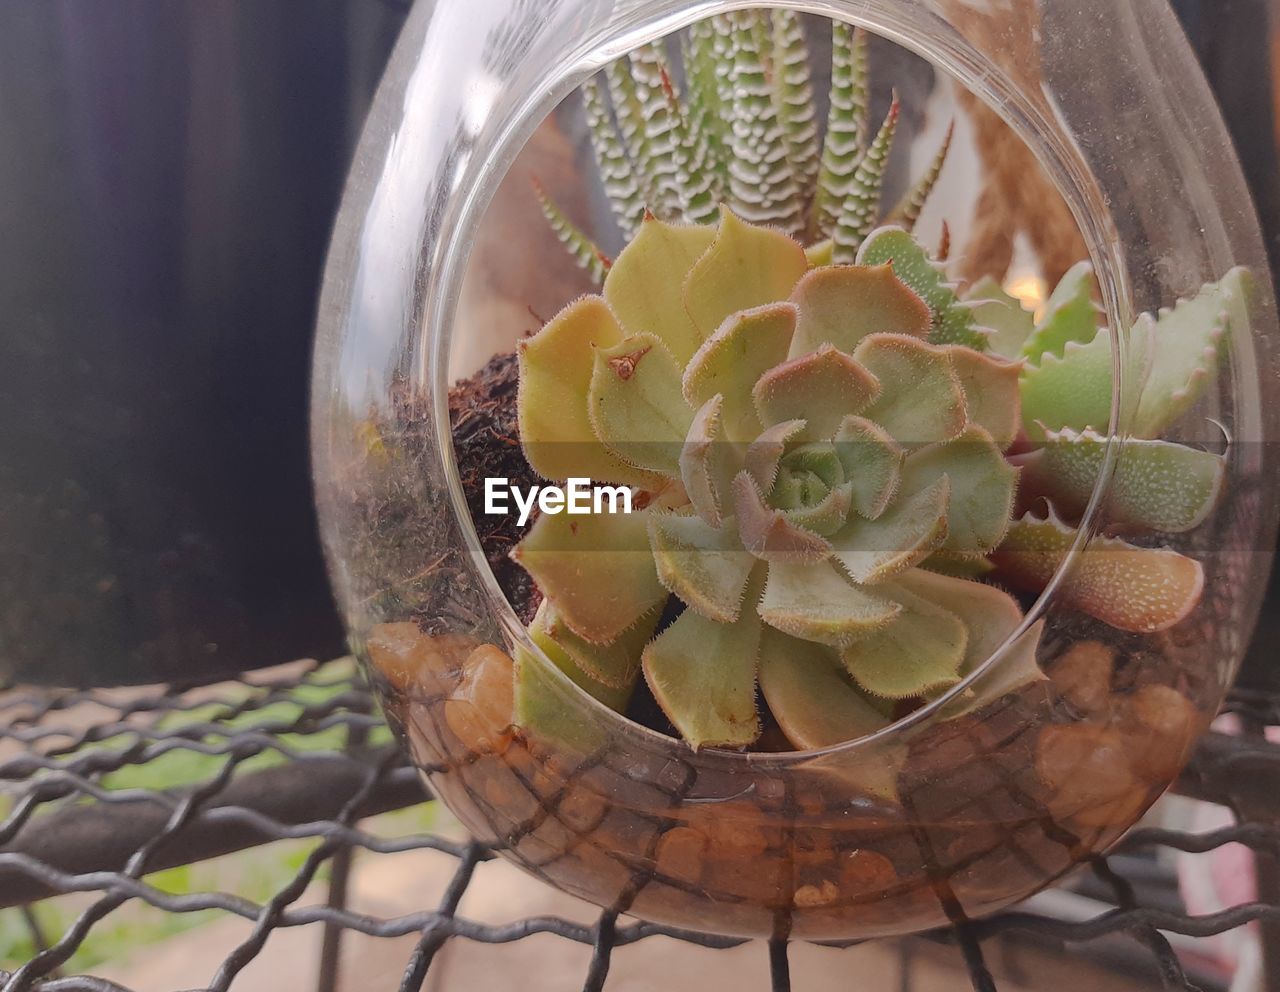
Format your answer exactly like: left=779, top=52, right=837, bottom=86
left=538, top=12, right=950, bottom=278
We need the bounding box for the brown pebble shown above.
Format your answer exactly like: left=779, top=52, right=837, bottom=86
left=1049, top=641, right=1115, bottom=714
left=443, top=644, right=516, bottom=755
left=655, top=826, right=708, bottom=885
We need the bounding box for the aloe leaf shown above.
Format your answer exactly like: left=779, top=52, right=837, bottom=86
left=733, top=471, right=833, bottom=563
left=901, top=425, right=1019, bottom=555
left=888, top=121, right=954, bottom=232
left=832, top=477, right=950, bottom=583
left=533, top=181, right=610, bottom=284
left=604, top=214, right=716, bottom=364
left=581, top=75, right=646, bottom=237
left=857, top=227, right=988, bottom=350
left=758, top=629, right=894, bottom=749
left=517, top=295, right=659, bottom=488
left=993, top=507, right=1205, bottom=633
left=683, top=301, right=797, bottom=442
left=724, top=10, right=805, bottom=233
left=812, top=22, right=869, bottom=239
left=1018, top=324, right=1120, bottom=437
left=840, top=583, right=968, bottom=699
left=759, top=558, right=901, bottom=647
left=853, top=333, right=967, bottom=447
left=770, top=11, right=821, bottom=200
left=1020, top=262, right=1100, bottom=365
left=589, top=332, right=692, bottom=475
left=537, top=599, right=658, bottom=691
left=1023, top=427, right=1225, bottom=533
left=642, top=576, right=766, bottom=749
left=788, top=263, right=931, bottom=358
left=744, top=418, right=806, bottom=492
left=680, top=395, right=738, bottom=527
left=629, top=41, right=690, bottom=223
left=832, top=97, right=900, bottom=264
left=833, top=415, right=904, bottom=519
left=649, top=511, right=756, bottom=623
left=946, top=346, right=1023, bottom=451
left=753, top=344, right=880, bottom=442
left=683, top=208, right=809, bottom=344
left=967, top=276, right=1036, bottom=360
left=513, top=509, right=667, bottom=645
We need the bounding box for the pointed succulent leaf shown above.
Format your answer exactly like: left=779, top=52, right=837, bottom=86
left=968, top=276, right=1036, bottom=360
left=604, top=215, right=717, bottom=364
left=538, top=599, right=658, bottom=690
left=805, top=239, right=834, bottom=267
left=683, top=302, right=797, bottom=442
left=680, top=395, right=736, bottom=527
left=528, top=606, right=634, bottom=713
left=628, top=41, right=690, bottom=222
left=832, top=477, right=950, bottom=583
left=681, top=18, right=731, bottom=212
left=1131, top=271, right=1239, bottom=437
left=921, top=551, right=996, bottom=580
left=753, top=344, right=880, bottom=441
left=783, top=481, right=854, bottom=536
left=581, top=75, right=645, bottom=236
left=534, top=181, right=610, bottom=284
left=642, top=577, right=765, bottom=749
left=512, top=508, right=666, bottom=645
left=517, top=295, right=658, bottom=487
left=894, top=569, right=1025, bottom=679
left=833, top=415, right=903, bottom=519
left=840, top=582, right=968, bottom=699
left=605, top=57, right=661, bottom=212
left=901, top=425, right=1019, bottom=555
left=589, top=332, right=692, bottom=475
left=1019, top=320, right=1138, bottom=438
left=854, top=333, right=967, bottom=447
left=744, top=418, right=806, bottom=492
left=832, top=97, right=900, bottom=264
left=758, top=629, right=893, bottom=749
left=947, top=346, right=1022, bottom=450
left=788, top=263, right=931, bottom=358
left=929, top=618, right=1047, bottom=715
left=812, top=23, right=869, bottom=238
left=1020, top=261, right=1100, bottom=365
left=770, top=10, right=821, bottom=196
left=857, top=227, right=988, bottom=349
left=733, top=471, right=832, bottom=562
left=649, top=511, right=755, bottom=623
left=759, top=558, right=901, bottom=647
left=1022, top=427, right=1225, bottom=533
left=993, top=507, right=1205, bottom=633
left=515, top=644, right=610, bottom=752
left=888, top=121, right=954, bottom=231
left=683, top=208, right=808, bottom=342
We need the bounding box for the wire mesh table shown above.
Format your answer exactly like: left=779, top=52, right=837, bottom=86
left=1, top=661, right=1278, bottom=992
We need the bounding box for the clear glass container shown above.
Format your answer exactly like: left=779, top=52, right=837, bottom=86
left=311, top=0, right=1278, bottom=939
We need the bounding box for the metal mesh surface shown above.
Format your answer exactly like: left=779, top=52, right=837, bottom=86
left=0, top=661, right=1277, bottom=992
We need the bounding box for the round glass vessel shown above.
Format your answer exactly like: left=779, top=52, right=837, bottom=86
left=312, top=0, right=1278, bottom=939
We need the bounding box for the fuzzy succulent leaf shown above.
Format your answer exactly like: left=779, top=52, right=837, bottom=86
left=680, top=395, right=734, bottom=526
left=841, top=582, right=968, bottom=699
left=753, top=344, right=880, bottom=442
left=604, top=215, right=716, bottom=364
left=968, top=277, right=1036, bottom=360
left=922, top=551, right=996, bottom=580
left=888, top=121, right=954, bottom=232
left=833, top=415, right=904, bottom=519
left=517, top=295, right=658, bottom=487
left=649, top=512, right=756, bottom=623
left=832, top=98, right=900, bottom=264
left=947, top=346, right=1023, bottom=451
left=537, top=600, right=659, bottom=691
left=589, top=332, right=692, bottom=475
left=1020, top=262, right=1100, bottom=365
left=528, top=610, right=635, bottom=713
left=581, top=75, right=646, bottom=236
left=788, top=263, right=931, bottom=358
left=733, top=471, right=833, bottom=563
left=1022, top=427, right=1225, bottom=533
left=515, top=645, right=611, bottom=752
left=513, top=509, right=667, bottom=645
left=782, top=481, right=855, bottom=536
left=642, top=579, right=765, bottom=749
left=831, top=476, right=950, bottom=583
left=895, top=569, right=1026, bottom=680
left=744, top=418, right=807, bottom=493
left=758, top=629, right=893, bottom=749
left=854, top=333, right=967, bottom=447
left=901, top=425, right=1019, bottom=556
left=857, top=227, right=988, bottom=350
left=993, top=507, right=1204, bottom=633
left=812, top=22, right=869, bottom=239
left=534, top=182, right=610, bottom=284
left=770, top=11, right=821, bottom=201
left=759, top=559, right=900, bottom=647
left=683, top=208, right=808, bottom=342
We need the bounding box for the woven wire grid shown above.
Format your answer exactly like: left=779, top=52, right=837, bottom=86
left=0, top=661, right=1277, bottom=992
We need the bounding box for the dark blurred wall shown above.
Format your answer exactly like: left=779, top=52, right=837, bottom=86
left=0, top=1, right=406, bottom=686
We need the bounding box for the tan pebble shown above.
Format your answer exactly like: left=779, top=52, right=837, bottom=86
left=655, top=826, right=708, bottom=885
left=1123, top=684, right=1202, bottom=782
left=794, top=880, right=839, bottom=908
left=366, top=623, right=477, bottom=693
left=443, top=645, right=516, bottom=756
left=1049, top=641, right=1115, bottom=714
left=1035, top=724, right=1142, bottom=827
left=840, top=849, right=897, bottom=891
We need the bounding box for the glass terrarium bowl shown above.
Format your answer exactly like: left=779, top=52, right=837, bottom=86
left=311, top=0, right=1278, bottom=940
